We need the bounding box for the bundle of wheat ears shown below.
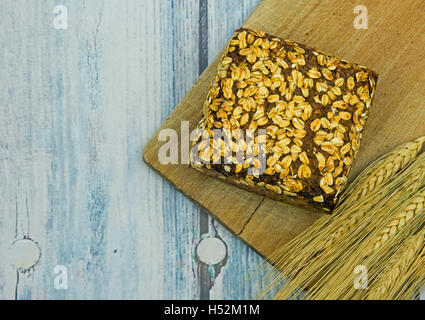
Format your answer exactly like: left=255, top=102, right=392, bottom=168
left=259, top=136, right=425, bottom=300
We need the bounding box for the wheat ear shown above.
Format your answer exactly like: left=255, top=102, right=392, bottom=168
left=368, top=229, right=425, bottom=300
left=339, top=136, right=425, bottom=206
left=321, top=154, right=425, bottom=251
left=303, top=159, right=425, bottom=299
left=268, top=148, right=425, bottom=300
left=371, top=190, right=425, bottom=253
left=271, top=137, right=425, bottom=263
left=307, top=188, right=425, bottom=300
left=259, top=137, right=425, bottom=300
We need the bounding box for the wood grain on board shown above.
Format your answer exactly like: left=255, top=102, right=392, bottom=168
left=144, top=0, right=425, bottom=259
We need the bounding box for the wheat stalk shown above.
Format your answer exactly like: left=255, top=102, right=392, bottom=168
left=303, top=172, right=425, bottom=299
left=273, top=139, right=425, bottom=263
left=306, top=190, right=425, bottom=300
left=310, top=138, right=425, bottom=253
left=368, top=229, right=425, bottom=300
left=317, top=153, right=425, bottom=253
left=261, top=137, right=425, bottom=300
left=290, top=178, right=425, bottom=299
left=267, top=172, right=425, bottom=299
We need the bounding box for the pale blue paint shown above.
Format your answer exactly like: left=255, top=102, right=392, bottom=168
left=0, top=0, right=277, bottom=300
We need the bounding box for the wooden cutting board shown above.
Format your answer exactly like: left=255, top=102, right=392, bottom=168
left=143, top=0, right=425, bottom=259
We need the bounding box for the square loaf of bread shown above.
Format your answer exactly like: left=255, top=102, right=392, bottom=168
left=190, top=28, right=378, bottom=213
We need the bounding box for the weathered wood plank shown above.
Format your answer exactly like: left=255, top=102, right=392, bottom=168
left=0, top=0, right=268, bottom=300
left=158, top=0, right=202, bottom=300
left=1, top=0, right=55, bottom=300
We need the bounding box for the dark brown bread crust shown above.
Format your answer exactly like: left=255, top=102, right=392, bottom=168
left=190, top=28, right=378, bottom=213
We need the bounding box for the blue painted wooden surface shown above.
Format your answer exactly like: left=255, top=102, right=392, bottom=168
left=0, top=0, right=278, bottom=300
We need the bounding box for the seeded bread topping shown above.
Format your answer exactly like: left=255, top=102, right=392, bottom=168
left=190, top=28, right=378, bottom=213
